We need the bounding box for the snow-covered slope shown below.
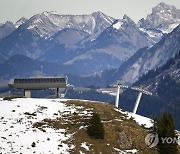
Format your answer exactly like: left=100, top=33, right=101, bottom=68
left=0, top=98, right=155, bottom=153
left=0, top=98, right=75, bottom=153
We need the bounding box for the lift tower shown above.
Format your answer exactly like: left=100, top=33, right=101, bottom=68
left=114, top=81, right=128, bottom=108
left=131, top=86, right=152, bottom=114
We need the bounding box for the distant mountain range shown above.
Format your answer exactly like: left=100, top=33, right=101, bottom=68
left=0, top=2, right=179, bottom=85
left=101, top=25, right=180, bottom=85
left=0, top=11, right=115, bottom=61
left=0, top=54, right=82, bottom=79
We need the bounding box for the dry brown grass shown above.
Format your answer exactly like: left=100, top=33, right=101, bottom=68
left=34, top=100, right=159, bottom=154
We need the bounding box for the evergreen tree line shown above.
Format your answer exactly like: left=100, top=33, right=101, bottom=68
left=153, top=112, right=179, bottom=154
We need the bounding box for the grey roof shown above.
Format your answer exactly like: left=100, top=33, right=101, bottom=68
left=9, top=77, right=67, bottom=90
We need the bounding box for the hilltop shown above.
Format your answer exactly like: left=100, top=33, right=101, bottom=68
left=0, top=98, right=160, bottom=154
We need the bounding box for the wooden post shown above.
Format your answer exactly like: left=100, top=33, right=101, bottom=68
left=57, top=88, right=59, bottom=98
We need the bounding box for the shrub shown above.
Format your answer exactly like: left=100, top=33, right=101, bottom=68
left=31, top=142, right=36, bottom=147
left=87, top=113, right=105, bottom=139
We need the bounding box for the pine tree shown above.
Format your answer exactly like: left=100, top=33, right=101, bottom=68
left=87, top=113, right=105, bottom=139
left=155, top=112, right=178, bottom=154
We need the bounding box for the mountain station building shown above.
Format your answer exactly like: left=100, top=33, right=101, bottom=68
left=8, top=77, right=67, bottom=98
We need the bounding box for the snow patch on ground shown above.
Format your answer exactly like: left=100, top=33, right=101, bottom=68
left=81, top=142, right=91, bottom=151
left=0, top=98, right=80, bottom=154
left=114, top=108, right=153, bottom=128
left=0, top=98, right=155, bottom=153
left=114, top=147, right=138, bottom=154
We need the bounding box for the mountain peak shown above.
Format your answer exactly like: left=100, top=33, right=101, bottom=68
left=138, top=3, right=180, bottom=33
left=122, top=15, right=137, bottom=28
left=91, top=11, right=114, bottom=23
left=151, top=2, right=180, bottom=18
left=15, top=17, right=28, bottom=28
left=123, top=15, right=134, bottom=23
left=41, top=11, right=59, bottom=17
left=111, top=15, right=136, bottom=31
left=92, top=11, right=104, bottom=16
left=153, top=2, right=176, bottom=12
left=4, top=21, right=14, bottom=26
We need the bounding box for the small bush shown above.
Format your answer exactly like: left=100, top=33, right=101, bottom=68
left=24, top=112, right=37, bottom=116
left=87, top=113, right=105, bottom=139
left=31, top=142, right=36, bottom=147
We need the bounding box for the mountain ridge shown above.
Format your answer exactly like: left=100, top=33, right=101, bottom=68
left=100, top=24, right=180, bottom=85
left=0, top=2, right=179, bottom=80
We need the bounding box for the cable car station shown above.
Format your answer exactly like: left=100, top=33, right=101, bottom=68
left=8, top=77, right=67, bottom=98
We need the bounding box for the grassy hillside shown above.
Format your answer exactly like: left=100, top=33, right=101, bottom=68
left=2, top=98, right=179, bottom=153
left=65, top=100, right=159, bottom=153
left=31, top=99, right=158, bottom=154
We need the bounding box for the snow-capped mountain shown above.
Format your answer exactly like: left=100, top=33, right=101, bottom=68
left=15, top=17, right=28, bottom=28
left=62, top=15, right=153, bottom=74
left=0, top=3, right=179, bottom=77
left=23, top=11, right=115, bottom=38
left=0, top=12, right=152, bottom=75
left=138, top=2, right=180, bottom=42
left=0, top=11, right=115, bottom=61
left=104, top=25, right=180, bottom=85
left=0, top=21, right=16, bottom=41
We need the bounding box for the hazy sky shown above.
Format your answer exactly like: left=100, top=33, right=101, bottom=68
left=0, top=0, right=180, bottom=24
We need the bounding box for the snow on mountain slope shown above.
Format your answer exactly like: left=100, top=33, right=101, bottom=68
left=0, top=3, right=179, bottom=76
left=24, top=11, right=115, bottom=38
left=0, top=98, right=155, bottom=153
left=15, top=17, right=28, bottom=28
left=0, top=11, right=115, bottom=63
left=63, top=15, right=153, bottom=74
left=146, top=2, right=180, bottom=30
left=138, top=2, right=180, bottom=42
left=112, top=20, right=123, bottom=30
